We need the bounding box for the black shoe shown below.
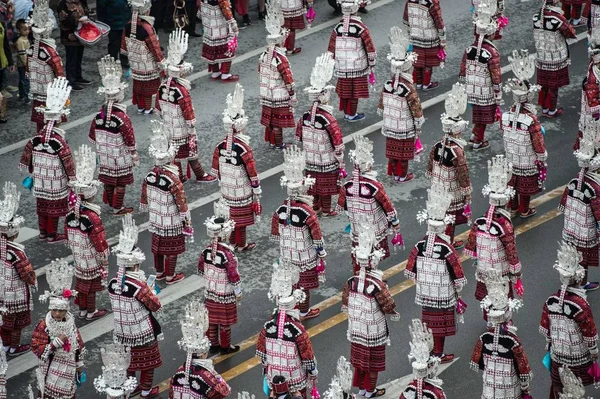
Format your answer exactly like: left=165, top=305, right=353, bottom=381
left=209, top=345, right=221, bottom=354
left=76, top=78, right=91, bottom=85
left=358, top=6, right=368, bottom=13
left=258, top=11, right=266, bottom=20
left=243, top=14, right=251, bottom=26
left=220, top=345, right=240, bottom=354
left=71, top=85, right=84, bottom=91
left=0, top=119, right=7, bottom=124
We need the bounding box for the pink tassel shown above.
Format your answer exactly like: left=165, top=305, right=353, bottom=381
left=588, top=362, right=600, bottom=382
left=514, top=278, right=524, bottom=297
left=184, top=225, right=194, bottom=243
left=316, top=258, right=326, bottom=273
left=498, top=16, right=509, bottom=29
left=463, top=204, right=472, bottom=219
left=68, top=191, right=78, bottom=208
left=311, top=385, right=320, bottom=399
left=369, top=70, right=376, bottom=91
left=456, top=297, right=468, bottom=315
left=227, top=35, right=238, bottom=53
left=495, top=106, right=503, bottom=122
left=414, top=137, right=424, bottom=155
left=391, top=232, right=404, bottom=250
left=63, top=338, right=71, bottom=353
left=437, top=47, right=446, bottom=61
left=339, top=168, right=348, bottom=179
left=306, top=6, right=316, bottom=27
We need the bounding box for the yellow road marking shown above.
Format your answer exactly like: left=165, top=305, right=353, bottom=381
left=156, top=197, right=565, bottom=392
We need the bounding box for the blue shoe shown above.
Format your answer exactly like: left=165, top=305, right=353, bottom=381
left=345, top=113, right=365, bottom=122
left=124, top=68, right=131, bottom=80
left=583, top=282, right=600, bottom=291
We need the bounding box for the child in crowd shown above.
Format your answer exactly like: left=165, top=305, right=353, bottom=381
left=15, top=18, right=29, bottom=104
left=0, top=17, right=14, bottom=99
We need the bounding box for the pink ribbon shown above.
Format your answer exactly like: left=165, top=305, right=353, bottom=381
left=589, top=362, right=600, bottom=382
left=306, top=6, right=316, bottom=26
left=368, top=70, right=376, bottom=86
left=311, top=385, right=320, bottom=399
left=463, top=203, right=472, bottom=219
left=514, top=278, right=524, bottom=297
left=316, top=258, right=326, bottom=274
left=456, top=297, right=468, bottom=315
left=437, top=47, right=446, bottom=61
left=339, top=168, right=348, bottom=179
left=498, top=16, right=509, bottom=29
left=227, top=36, right=238, bottom=56
left=391, top=232, right=404, bottom=250
left=414, top=137, right=424, bottom=155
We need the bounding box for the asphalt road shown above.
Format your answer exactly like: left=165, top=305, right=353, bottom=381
left=2, top=0, right=600, bottom=396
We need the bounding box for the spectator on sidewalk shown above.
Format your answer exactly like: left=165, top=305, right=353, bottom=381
left=0, top=19, right=14, bottom=99
left=97, top=0, right=131, bottom=76
left=15, top=18, right=29, bottom=103
left=57, top=0, right=90, bottom=91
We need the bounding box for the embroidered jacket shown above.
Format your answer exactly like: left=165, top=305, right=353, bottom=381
left=27, top=40, right=65, bottom=102
left=170, top=362, right=231, bottom=399
left=533, top=7, right=576, bottom=72
left=19, top=127, right=76, bottom=201
left=378, top=75, right=424, bottom=139
left=459, top=38, right=502, bottom=107
left=89, top=102, right=136, bottom=178
left=0, top=239, right=36, bottom=314
left=327, top=16, right=376, bottom=78
left=559, top=169, right=600, bottom=249
left=256, top=313, right=317, bottom=392
left=403, top=0, right=446, bottom=48
left=66, top=204, right=109, bottom=281
left=121, top=17, right=164, bottom=81
left=198, top=242, right=241, bottom=304
left=405, top=233, right=467, bottom=309
left=540, top=287, right=598, bottom=367
left=259, top=47, right=295, bottom=109
left=400, top=381, right=447, bottom=399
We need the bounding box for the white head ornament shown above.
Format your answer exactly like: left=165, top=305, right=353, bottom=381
left=554, top=241, right=585, bottom=286
left=0, top=182, right=24, bottom=237
left=39, top=77, right=71, bottom=123
left=480, top=269, right=522, bottom=326
left=408, top=319, right=440, bottom=381
left=503, top=49, right=539, bottom=103
left=559, top=366, right=587, bottom=399
left=93, top=344, right=138, bottom=398
left=305, top=52, right=336, bottom=103
left=39, top=259, right=76, bottom=311
left=70, top=144, right=99, bottom=200
left=30, top=0, right=53, bottom=37
left=482, top=155, right=515, bottom=206
left=574, top=117, right=600, bottom=170
left=97, top=55, right=127, bottom=101
left=473, top=0, right=499, bottom=37
left=441, top=82, right=469, bottom=134
left=223, top=83, right=248, bottom=133
left=268, top=260, right=304, bottom=311
left=280, top=145, right=315, bottom=196
left=416, top=183, right=453, bottom=230
left=165, top=28, right=193, bottom=77
left=148, top=119, right=177, bottom=165
left=265, top=0, right=288, bottom=44
left=387, top=26, right=416, bottom=73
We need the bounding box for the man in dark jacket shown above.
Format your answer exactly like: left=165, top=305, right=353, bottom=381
left=57, top=0, right=89, bottom=91
left=97, top=0, right=131, bottom=74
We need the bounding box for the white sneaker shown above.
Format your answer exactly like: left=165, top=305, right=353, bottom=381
left=1, top=90, right=12, bottom=99
left=5, top=85, right=17, bottom=92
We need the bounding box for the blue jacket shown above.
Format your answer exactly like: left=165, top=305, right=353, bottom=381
left=96, top=0, right=132, bottom=31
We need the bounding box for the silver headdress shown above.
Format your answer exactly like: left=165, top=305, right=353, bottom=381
left=559, top=366, right=587, bottom=399
left=268, top=259, right=304, bottom=313
left=387, top=26, right=416, bottom=74
left=337, top=0, right=360, bottom=15
left=305, top=52, right=336, bottom=103
left=148, top=119, right=177, bottom=165
left=480, top=269, right=522, bottom=326
left=0, top=182, right=24, bottom=237
left=223, top=83, right=249, bottom=137
left=128, top=0, right=151, bottom=14
left=416, top=183, right=453, bottom=231
left=97, top=55, right=127, bottom=101
left=474, top=0, right=499, bottom=37
left=178, top=299, right=211, bottom=355
left=265, top=0, right=288, bottom=44
left=70, top=144, right=100, bottom=200
left=554, top=241, right=585, bottom=287
left=39, top=259, right=76, bottom=311
left=205, top=198, right=236, bottom=240
left=178, top=300, right=212, bottom=385
left=482, top=155, right=515, bottom=206
left=336, top=356, right=353, bottom=394
left=164, top=28, right=193, bottom=77
left=349, top=134, right=374, bottom=172
left=503, top=49, right=539, bottom=103
left=352, top=218, right=385, bottom=269
left=441, top=82, right=469, bottom=134
left=93, top=344, right=138, bottom=398
left=408, top=319, right=440, bottom=381
left=30, top=0, right=53, bottom=36
left=38, top=78, right=71, bottom=137
left=113, top=214, right=146, bottom=268
left=574, top=116, right=600, bottom=170
left=280, top=145, right=315, bottom=197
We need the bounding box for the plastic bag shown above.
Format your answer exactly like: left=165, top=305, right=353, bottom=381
left=79, top=21, right=101, bottom=42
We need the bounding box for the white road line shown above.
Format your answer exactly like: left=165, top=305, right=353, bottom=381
left=0, top=0, right=395, bottom=157
left=32, top=29, right=588, bottom=278
left=6, top=275, right=204, bottom=380
left=378, top=358, right=459, bottom=399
